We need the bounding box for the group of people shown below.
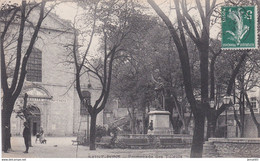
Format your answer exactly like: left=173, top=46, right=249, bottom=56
left=23, top=122, right=44, bottom=153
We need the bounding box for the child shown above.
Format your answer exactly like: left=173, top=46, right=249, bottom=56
left=39, top=127, right=45, bottom=143
left=35, top=133, right=40, bottom=143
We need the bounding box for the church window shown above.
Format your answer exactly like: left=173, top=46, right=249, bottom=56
left=26, top=48, right=42, bottom=82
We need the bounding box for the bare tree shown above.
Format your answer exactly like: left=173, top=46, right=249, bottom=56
left=148, top=0, right=248, bottom=157
left=72, top=0, right=136, bottom=150
left=0, top=0, right=52, bottom=152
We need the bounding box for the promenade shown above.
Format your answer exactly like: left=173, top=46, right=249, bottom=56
left=2, top=136, right=190, bottom=158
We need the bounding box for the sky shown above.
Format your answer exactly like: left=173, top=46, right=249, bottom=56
left=52, top=0, right=222, bottom=38
left=0, top=0, right=224, bottom=59
left=1, top=0, right=223, bottom=41
left=1, top=0, right=217, bottom=22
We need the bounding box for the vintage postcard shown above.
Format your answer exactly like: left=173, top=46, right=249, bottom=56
left=1, top=0, right=259, bottom=160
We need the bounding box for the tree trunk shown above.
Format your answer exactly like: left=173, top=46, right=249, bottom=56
left=130, top=118, right=136, bottom=134
left=190, top=110, right=205, bottom=158
left=2, top=111, right=9, bottom=152
left=240, top=93, right=245, bottom=138
left=2, top=98, right=13, bottom=152
left=183, top=112, right=192, bottom=134
left=257, top=125, right=260, bottom=137
left=206, top=110, right=217, bottom=140
left=89, top=113, right=97, bottom=150
left=142, top=112, right=146, bottom=134
left=130, top=107, right=136, bottom=134
left=2, top=112, right=12, bottom=152
left=169, top=114, right=175, bottom=131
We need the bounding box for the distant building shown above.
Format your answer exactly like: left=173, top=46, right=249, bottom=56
left=216, top=86, right=260, bottom=138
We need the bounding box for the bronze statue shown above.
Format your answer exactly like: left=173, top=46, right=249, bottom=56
left=151, top=74, right=165, bottom=110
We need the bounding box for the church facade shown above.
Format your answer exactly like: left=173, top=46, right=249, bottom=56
left=7, top=11, right=103, bottom=137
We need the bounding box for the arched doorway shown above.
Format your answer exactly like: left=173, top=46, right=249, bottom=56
left=28, top=106, right=41, bottom=136
left=21, top=85, right=52, bottom=136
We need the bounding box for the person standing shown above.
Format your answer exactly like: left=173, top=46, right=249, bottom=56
left=148, top=120, right=154, bottom=131
left=23, top=122, right=30, bottom=153
left=39, top=127, right=44, bottom=143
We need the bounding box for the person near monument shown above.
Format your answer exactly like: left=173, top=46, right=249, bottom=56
left=23, top=122, right=30, bottom=153
left=148, top=120, right=154, bottom=131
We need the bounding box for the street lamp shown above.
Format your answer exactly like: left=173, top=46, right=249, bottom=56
left=223, top=95, right=232, bottom=104
left=209, top=100, right=215, bottom=109
left=234, top=104, right=240, bottom=111
left=234, top=104, right=239, bottom=137
left=208, top=99, right=215, bottom=138
left=223, top=95, right=232, bottom=138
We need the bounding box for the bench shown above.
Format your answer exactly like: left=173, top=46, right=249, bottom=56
left=72, top=140, right=80, bottom=145
left=96, top=136, right=112, bottom=148
left=121, top=138, right=149, bottom=149
left=159, top=138, right=185, bottom=148
left=72, top=135, right=85, bottom=145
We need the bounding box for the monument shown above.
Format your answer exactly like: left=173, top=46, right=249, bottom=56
left=148, top=110, right=171, bottom=135
left=148, top=75, right=173, bottom=135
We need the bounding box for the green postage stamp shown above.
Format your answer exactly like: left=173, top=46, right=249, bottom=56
left=221, top=6, right=258, bottom=50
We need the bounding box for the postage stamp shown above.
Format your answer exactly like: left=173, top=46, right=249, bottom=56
left=221, top=6, right=258, bottom=50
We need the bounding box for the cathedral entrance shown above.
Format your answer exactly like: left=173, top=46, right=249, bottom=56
left=29, top=106, right=41, bottom=136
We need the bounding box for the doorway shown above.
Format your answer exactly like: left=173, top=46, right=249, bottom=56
left=29, top=106, right=41, bottom=136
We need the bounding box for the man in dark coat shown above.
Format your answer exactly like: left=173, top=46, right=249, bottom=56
left=23, top=122, right=30, bottom=153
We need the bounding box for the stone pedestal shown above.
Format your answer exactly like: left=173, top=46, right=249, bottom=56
left=147, top=110, right=173, bottom=135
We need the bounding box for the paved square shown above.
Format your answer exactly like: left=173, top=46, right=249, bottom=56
left=2, top=137, right=190, bottom=158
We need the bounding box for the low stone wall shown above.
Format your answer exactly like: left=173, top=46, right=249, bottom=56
left=119, top=134, right=192, bottom=147
left=127, top=134, right=191, bottom=138
left=208, top=138, right=260, bottom=158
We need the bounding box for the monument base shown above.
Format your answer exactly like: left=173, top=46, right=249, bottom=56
left=147, top=110, right=173, bottom=135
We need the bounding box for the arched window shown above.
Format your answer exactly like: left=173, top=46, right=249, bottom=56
left=26, top=48, right=42, bottom=82
left=80, top=91, right=91, bottom=115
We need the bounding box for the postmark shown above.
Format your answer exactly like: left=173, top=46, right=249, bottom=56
left=221, top=6, right=258, bottom=50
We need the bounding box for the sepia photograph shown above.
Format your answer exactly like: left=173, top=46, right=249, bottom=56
left=0, top=0, right=259, bottom=159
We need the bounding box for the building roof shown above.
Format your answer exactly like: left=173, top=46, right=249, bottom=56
left=0, top=2, right=74, bottom=33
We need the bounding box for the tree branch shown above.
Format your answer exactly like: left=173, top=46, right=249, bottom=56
left=181, top=0, right=200, bottom=40
left=217, top=52, right=248, bottom=116
left=148, top=0, right=197, bottom=113
left=13, top=0, right=46, bottom=99
left=210, top=49, right=221, bottom=99
left=195, top=0, right=205, bottom=20
left=78, top=2, right=98, bottom=72
left=10, top=1, right=26, bottom=94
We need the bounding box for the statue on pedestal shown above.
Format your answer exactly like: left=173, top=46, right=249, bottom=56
left=152, top=74, right=165, bottom=111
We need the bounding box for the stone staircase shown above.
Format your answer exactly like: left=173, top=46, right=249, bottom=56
left=109, top=115, right=130, bottom=127
left=202, top=141, right=220, bottom=158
